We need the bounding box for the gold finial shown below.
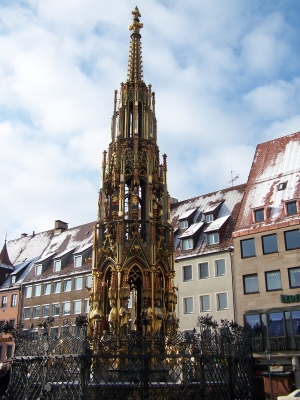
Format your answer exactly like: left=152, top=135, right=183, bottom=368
left=129, top=6, right=143, bottom=34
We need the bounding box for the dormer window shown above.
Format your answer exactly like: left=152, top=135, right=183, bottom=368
left=205, top=214, right=213, bottom=223
left=286, top=201, right=298, bottom=216
left=253, top=208, right=265, bottom=222
left=180, top=220, right=188, bottom=229
left=11, top=276, right=16, bottom=284
left=35, top=264, right=42, bottom=276
left=54, top=259, right=61, bottom=272
left=182, top=238, right=193, bottom=250
left=278, top=182, right=287, bottom=191
left=207, top=232, right=219, bottom=245
left=74, top=255, right=82, bottom=268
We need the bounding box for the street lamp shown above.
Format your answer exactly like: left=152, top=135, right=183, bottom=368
left=265, top=348, right=274, bottom=400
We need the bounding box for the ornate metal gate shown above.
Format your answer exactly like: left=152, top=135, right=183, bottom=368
left=4, top=318, right=257, bottom=400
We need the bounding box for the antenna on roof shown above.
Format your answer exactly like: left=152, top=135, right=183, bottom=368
left=229, top=171, right=239, bottom=187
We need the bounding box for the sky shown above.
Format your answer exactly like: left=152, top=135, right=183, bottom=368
left=1, top=0, right=300, bottom=242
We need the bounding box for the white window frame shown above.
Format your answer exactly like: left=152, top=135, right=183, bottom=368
left=24, top=307, right=30, bottom=319
left=205, top=214, right=213, bottom=223
left=74, top=276, right=83, bottom=291
left=11, top=275, right=16, bottom=284
left=216, top=292, right=228, bottom=311
left=73, top=300, right=82, bottom=315
left=182, top=265, right=193, bottom=282
left=199, top=294, right=210, bottom=313
left=62, top=301, right=71, bottom=315
left=64, top=279, right=72, bottom=292
left=198, top=262, right=209, bottom=280
left=44, top=283, right=51, bottom=295
left=35, top=264, right=42, bottom=276
left=84, top=299, right=89, bottom=314
left=85, top=275, right=92, bottom=288
left=182, top=238, right=193, bottom=250
left=54, top=259, right=61, bottom=272
left=51, top=326, right=59, bottom=337
left=34, top=284, right=41, bottom=297
left=215, top=259, right=226, bottom=277
left=25, top=286, right=32, bottom=298
left=42, top=304, right=50, bottom=318
left=32, top=305, right=40, bottom=319
left=74, top=255, right=82, bottom=268
left=183, top=297, right=194, bottom=314
left=180, top=220, right=188, bottom=229
left=11, top=294, right=17, bottom=307
left=208, top=232, right=219, bottom=245
left=52, top=303, right=60, bottom=316
left=53, top=281, right=61, bottom=294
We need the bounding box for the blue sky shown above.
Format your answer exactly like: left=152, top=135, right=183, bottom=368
left=1, top=0, right=300, bottom=242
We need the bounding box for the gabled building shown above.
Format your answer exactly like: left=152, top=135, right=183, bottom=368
left=20, top=220, right=94, bottom=337
left=171, top=184, right=246, bottom=331
left=233, top=131, right=300, bottom=384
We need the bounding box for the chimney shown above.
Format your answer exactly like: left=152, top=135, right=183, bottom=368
left=54, top=220, right=68, bottom=235
left=21, top=233, right=28, bottom=238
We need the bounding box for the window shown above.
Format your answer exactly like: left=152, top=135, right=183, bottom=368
left=73, top=300, right=82, bottom=314
left=44, top=283, right=51, bottom=295
left=33, top=306, right=40, bottom=319
left=268, top=312, right=284, bottom=337
left=74, top=276, right=83, bottom=290
left=284, top=230, right=300, bottom=250
left=52, top=303, right=60, bottom=316
left=217, top=293, right=228, bottom=310
left=262, top=234, right=278, bottom=254
left=24, top=307, right=30, bottom=319
left=200, top=295, right=210, bottom=312
left=6, top=345, right=12, bottom=359
left=243, top=274, right=259, bottom=294
left=9, top=319, right=15, bottom=327
left=265, top=270, right=282, bottom=291
left=54, top=259, right=61, bottom=272
left=25, top=286, right=32, bottom=298
left=215, top=259, right=226, bottom=276
left=11, top=294, right=17, bottom=307
left=84, top=299, right=89, bottom=314
left=86, top=275, right=92, bottom=288
left=180, top=220, right=188, bottom=229
left=205, top=214, right=213, bottom=223
left=53, top=281, right=61, bottom=293
left=62, top=302, right=70, bottom=315
left=183, top=265, right=192, bottom=282
left=11, top=275, right=16, bottom=284
left=42, top=305, right=50, bottom=317
left=1, top=296, right=7, bottom=308
left=254, top=208, right=264, bottom=222
left=289, top=267, right=300, bottom=288
left=198, top=262, right=209, bottom=279
left=286, top=201, right=297, bottom=216
left=35, top=264, right=42, bottom=276
left=207, top=232, right=219, bottom=245
left=183, top=297, right=193, bottom=314
left=241, top=238, right=256, bottom=258
left=34, top=284, right=41, bottom=296
left=182, top=238, right=193, bottom=250
left=72, top=325, right=81, bottom=336
left=278, top=182, right=287, bottom=191
left=74, top=255, right=82, bottom=268
left=64, top=279, right=72, bottom=292
left=51, top=327, right=59, bottom=337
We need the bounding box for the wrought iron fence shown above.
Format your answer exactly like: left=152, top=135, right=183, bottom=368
left=2, top=317, right=258, bottom=400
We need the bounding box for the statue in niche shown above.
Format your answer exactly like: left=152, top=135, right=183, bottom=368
left=108, top=300, right=118, bottom=335
left=119, top=299, right=131, bottom=335
left=141, top=300, right=153, bottom=335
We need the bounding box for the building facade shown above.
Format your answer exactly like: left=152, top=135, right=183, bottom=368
left=171, top=184, right=246, bottom=331
left=233, top=131, right=300, bottom=387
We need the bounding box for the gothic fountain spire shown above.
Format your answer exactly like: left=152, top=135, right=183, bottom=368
left=127, top=6, right=144, bottom=83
